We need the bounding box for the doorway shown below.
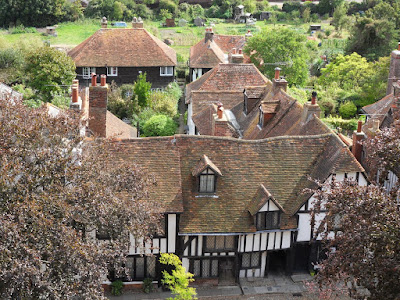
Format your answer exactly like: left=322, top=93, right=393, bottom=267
left=218, top=257, right=236, bottom=285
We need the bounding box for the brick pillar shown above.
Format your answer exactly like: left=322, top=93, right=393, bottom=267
left=89, top=83, right=108, bottom=137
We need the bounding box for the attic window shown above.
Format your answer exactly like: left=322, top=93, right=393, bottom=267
left=199, top=168, right=216, bottom=193
left=160, top=66, right=173, bottom=76
left=83, top=67, right=96, bottom=79
left=256, top=211, right=280, bottom=230
left=107, top=66, right=118, bottom=76
left=258, top=106, right=263, bottom=127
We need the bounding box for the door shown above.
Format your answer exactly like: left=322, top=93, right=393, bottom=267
left=219, top=257, right=236, bottom=285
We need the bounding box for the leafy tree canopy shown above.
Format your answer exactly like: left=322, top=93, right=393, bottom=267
left=0, top=98, right=160, bottom=298
left=244, top=27, right=309, bottom=86
left=142, top=114, right=177, bottom=137
left=24, top=46, right=76, bottom=103
left=134, top=72, right=152, bottom=108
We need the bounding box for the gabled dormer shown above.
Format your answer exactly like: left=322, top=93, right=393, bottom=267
left=247, top=184, right=286, bottom=230
left=258, top=100, right=280, bottom=128
left=192, top=155, right=222, bottom=193
left=243, top=86, right=266, bottom=115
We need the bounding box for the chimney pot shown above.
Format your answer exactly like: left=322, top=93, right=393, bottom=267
left=357, top=120, right=363, bottom=133
left=91, top=73, right=97, bottom=87
left=238, top=49, right=243, bottom=54
left=217, top=104, right=223, bottom=119
left=232, top=48, right=236, bottom=54
left=72, top=86, right=79, bottom=103
left=274, top=67, right=281, bottom=80
left=100, top=74, right=107, bottom=86
left=72, top=79, right=79, bottom=88
left=311, top=91, right=317, bottom=105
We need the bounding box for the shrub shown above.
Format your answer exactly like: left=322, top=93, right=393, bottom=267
left=134, top=73, right=152, bottom=108
left=142, top=277, right=154, bottom=293
left=321, top=116, right=358, bottom=131
left=318, top=98, right=337, bottom=116
left=0, top=48, right=23, bottom=69
left=150, top=92, right=178, bottom=118
left=111, top=280, right=124, bottom=296
left=339, top=101, right=357, bottom=119
left=142, top=114, right=177, bottom=136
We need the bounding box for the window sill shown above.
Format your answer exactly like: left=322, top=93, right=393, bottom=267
left=160, top=74, right=173, bottom=77
left=107, top=74, right=118, bottom=77
left=195, top=194, right=219, bottom=198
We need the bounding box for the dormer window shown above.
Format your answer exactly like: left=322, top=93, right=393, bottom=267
left=199, top=168, right=215, bottom=193
left=256, top=211, right=280, bottom=230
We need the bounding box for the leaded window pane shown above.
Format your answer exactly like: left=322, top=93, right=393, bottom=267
left=206, top=175, right=214, bottom=192
left=126, top=257, right=134, bottom=280
left=211, top=260, right=218, bottom=277
left=225, top=236, right=235, bottom=249
left=215, top=236, right=225, bottom=250
left=202, top=260, right=210, bottom=277
left=251, top=253, right=260, bottom=267
left=272, top=212, right=279, bottom=228
left=147, top=256, right=156, bottom=278
left=135, top=257, right=145, bottom=279
left=242, top=253, right=250, bottom=268
left=206, top=236, right=215, bottom=250
left=193, top=260, right=201, bottom=277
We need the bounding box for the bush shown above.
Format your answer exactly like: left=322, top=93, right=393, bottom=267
left=150, top=92, right=178, bottom=118
left=0, top=48, right=24, bottom=69
left=111, top=280, right=124, bottom=296
left=318, top=98, right=337, bottom=116
left=134, top=73, right=152, bottom=108
left=339, top=101, right=357, bottom=118
left=142, top=278, right=154, bottom=293
left=321, top=116, right=358, bottom=131
left=142, top=114, right=177, bottom=137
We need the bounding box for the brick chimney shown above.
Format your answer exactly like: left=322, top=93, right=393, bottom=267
left=352, top=120, right=365, bottom=163
left=245, top=30, right=253, bottom=41
left=272, top=67, right=288, bottom=92
left=302, top=91, right=321, bottom=122
left=386, top=43, right=400, bottom=95
left=230, top=48, right=244, bottom=64
left=88, top=73, right=108, bottom=137
left=212, top=103, right=231, bottom=136
left=101, top=17, right=108, bottom=29
left=205, top=27, right=214, bottom=43
left=132, top=16, right=144, bottom=29
left=70, top=80, right=82, bottom=110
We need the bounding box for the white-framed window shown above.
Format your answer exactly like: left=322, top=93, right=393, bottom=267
left=107, top=66, right=118, bottom=76
left=199, top=168, right=215, bottom=193
left=160, top=66, right=173, bottom=76
left=82, top=67, right=96, bottom=79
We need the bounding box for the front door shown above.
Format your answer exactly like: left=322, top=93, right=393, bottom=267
left=219, top=257, right=236, bottom=285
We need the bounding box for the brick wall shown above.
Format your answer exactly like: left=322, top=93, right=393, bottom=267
left=89, top=85, right=108, bottom=137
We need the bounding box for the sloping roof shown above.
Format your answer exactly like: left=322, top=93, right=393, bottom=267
left=192, top=154, right=222, bottom=176
left=106, top=111, right=137, bottom=139
left=0, top=83, right=23, bottom=102
left=111, top=134, right=363, bottom=233
left=362, top=94, right=395, bottom=132
left=244, top=86, right=266, bottom=99
left=68, top=28, right=177, bottom=67
left=247, top=184, right=285, bottom=216
left=190, top=35, right=246, bottom=68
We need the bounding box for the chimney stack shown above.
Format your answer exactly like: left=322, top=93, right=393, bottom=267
left=272, top=67, right=288, bottom=92
left=70, top=80, right=82, bottom=110
left=352, top=120, right=365, bottom=163
left=205, top=27, right=214, bottom=43
left=302, top=91, right=321, bottom=122
left=89, top=73, right=108, bottom=137
left=217, top=103, right=224, bottom=119
left=245, top=30, right=253, bottom=41
left=386, top=42, right=400, bottom=95
left=132, top=16, right=144, bottom=29
left=230, top=48, right=244, bottom=64
left=213, top=102, right=232, bottom=136
left=101, top=17, right=108, bottom=28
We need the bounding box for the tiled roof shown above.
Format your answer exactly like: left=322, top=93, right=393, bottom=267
left=190, top=35, right=246, bottom=68
left=68, top=28, right=177, bottom=67
left=111, top=134, right=363, bottom=233
left=106, top=111, right=137, bottom=139
left=247, top=184, right=285, bottom=216
left=362, top=94, right=395, bottom=132
left=192, top=155, right=222, bottom=176
left=244, top=86, right=266, bottom=99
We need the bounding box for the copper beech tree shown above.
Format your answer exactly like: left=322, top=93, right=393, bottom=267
left=0, top=98, right=161, bottom=299
left=309, top=123, right=400, bottom=299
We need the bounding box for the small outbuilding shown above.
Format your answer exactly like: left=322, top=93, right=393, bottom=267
left=178, top=19, right=188, bottom=27
left=310, top=24, right=322, bottom=31
left=194, top=17, right=206, bottom=27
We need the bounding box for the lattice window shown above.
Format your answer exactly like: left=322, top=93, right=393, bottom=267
left=193, top=260, right=201, bottom=277
left=242, top=253, right=251, bottom=268
left=205, top=236, right=236, bottom=252
left=199, top=168, right=215, bottom=193
left=202, top=259, right=210, bottom=277
left=211, top=260, right=218, bottom=277
left=256, top=211, right=280, bottom=230
left=215, top=236, right=225, bottom=249
left=135, top=257, right=145, bottom=279
left=190, top=259, right=218, bottom=278
left=241, top=252, right=261, bottom=269
left=147, top=256, right=156, bottom=278
left=225, top=236, right=235, bottom=249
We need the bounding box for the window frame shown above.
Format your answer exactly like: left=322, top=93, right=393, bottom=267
left=204, top=235, right=236, bottom=252
left=82, top=67, right=96, bottom=79
left=107, top=66, right=118, bottom=76
left=160, top=66, right=174, bottom=76
left=256, top=211, right=280, bottom=230
left=240, top=252, right=261, bottom=270
left=189, top=258, right=219, bottom=278
left=126, top=255, right=157, bottom=281
left=198, top=168, right=216, bottom=193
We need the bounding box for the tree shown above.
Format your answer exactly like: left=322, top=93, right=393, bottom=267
left=142, top=114, right=177, bottom=137
left=0, top=98, right=160, bottom=298
left=134, top=72, right=152, bottom=108
left=24, top=46, right=76, bottom=103
left=332, top=2, right=348, bottom=34
left=302, top=7, right=311, bottom=23
left=316, top=0, right=344, bottom=16
left=159, top=253, right=197, bottom=300
left=244, top=27, right=309, bottom=86
left=0, top=0, right=66, bottom=27
left=346, top=16, right=397, bottom=61
left=309, top=180, right=400, bottom=299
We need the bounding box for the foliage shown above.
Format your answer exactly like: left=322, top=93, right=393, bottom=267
left=50, top=91, right=70, bottom=109
left=316, top=0, right=344, bottom=16
left=310, top=180, right=400, bottom=299
left=138, top=107, right=158, bottom=131
left=302, top=7, right=311, bottom=23
left=159, top=253, right=197, bottom=300
left=332, top=2, right=348, bottom=34
left=134, top=73, right=152, bottom=108
left=0, top=98, right=161, bottom=299
left=346, top=16, right=398, bottom=61
left=62, top=0, right=84, bottom=22
left=321, top=116, right=358, bottom=131
left=107, top=83, right=139, bottom=120
left=0, top=48, right=24, bottom=69
left=111, top=280, right=124, bottom=296
left=0, top=0, right=66, bottom=27
left=143, top=277, right=155, bottom=293
left=24, top=46, right=76, bottom=102
left=150, top=92, right=178, bottom=118
left=142, top=114, right=178, bottom=137
left=338, top=101, right=357, bottom=118
left=244, top=27, right=309, bottom=86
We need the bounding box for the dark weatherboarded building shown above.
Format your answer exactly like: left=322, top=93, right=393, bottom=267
left=68, top=27, right=177, bottom=88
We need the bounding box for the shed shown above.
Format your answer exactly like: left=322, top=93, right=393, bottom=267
left=179, top=19, right=188, bottom=27
left=310, top=24, right=322, bottom=31
left=46, top=26, right=57, bottom=36
left=194, top=17, right=205, bottom=27
left=260, top=11, right=271, bottom=21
